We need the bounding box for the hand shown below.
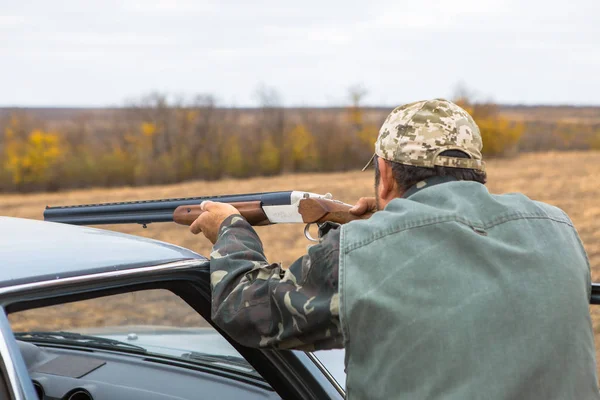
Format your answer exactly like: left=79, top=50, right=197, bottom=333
left=349, top=197, right=377, bottom=216
left=190, top=201, right=240, bottom=244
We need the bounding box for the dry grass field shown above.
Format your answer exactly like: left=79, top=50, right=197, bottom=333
left=2, top=151, right=600, bottom=375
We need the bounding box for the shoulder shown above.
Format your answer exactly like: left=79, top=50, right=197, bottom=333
left=341, top=181, right=577, bottom=250
left=413, top=181, right=574, bottom=224
left=486, top=190, right=574, bottom=226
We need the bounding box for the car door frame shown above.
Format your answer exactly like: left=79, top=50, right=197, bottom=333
left=0, top=306, right=38, bottom=399
left=0, top=258, right=344, bottom=400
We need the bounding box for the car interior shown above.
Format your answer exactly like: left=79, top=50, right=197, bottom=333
left=4, top=279, right=338, bottom=400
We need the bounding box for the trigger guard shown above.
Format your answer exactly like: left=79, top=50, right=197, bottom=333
left=304, top=224, right=319, bottom=242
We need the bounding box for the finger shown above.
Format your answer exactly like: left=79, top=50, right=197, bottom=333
left=349, top=198, right=369, bottom=215
left=189, top=212, right=209, bottom=235
left=368, top=199, right=378, bottom=212
left=189, top=218, right=202, bottom=235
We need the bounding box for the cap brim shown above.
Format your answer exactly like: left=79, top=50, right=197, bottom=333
left=361, top=153, right=376, bottom=171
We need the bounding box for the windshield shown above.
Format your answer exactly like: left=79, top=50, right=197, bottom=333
left=8, top=289, right=257, bottom=376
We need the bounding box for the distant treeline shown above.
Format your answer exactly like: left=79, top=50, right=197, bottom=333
left=0, top=92, right=599, bottom=192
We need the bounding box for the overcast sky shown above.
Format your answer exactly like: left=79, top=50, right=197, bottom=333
left=1, top=0, right=599, bottom=107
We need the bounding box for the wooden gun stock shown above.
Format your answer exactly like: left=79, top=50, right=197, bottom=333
left=298, top=198, right=373, bottom=224
left=173, top=201, right=271, bottom=226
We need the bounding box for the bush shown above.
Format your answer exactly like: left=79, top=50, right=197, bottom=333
left=455, top=99, right=524, bottom=157
left=3, top=128, right=63, bottom=191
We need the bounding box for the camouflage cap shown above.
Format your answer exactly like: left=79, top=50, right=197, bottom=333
left=363, top=98, right=485, bottom=171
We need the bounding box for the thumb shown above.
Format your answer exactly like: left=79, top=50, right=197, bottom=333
left=200, top=200, right=217, bottom=211
left=349, top=198, right=368, bottom=215
left=200, top=200, right=226, bottom=212
left=201, top=200, right=239, bottom=215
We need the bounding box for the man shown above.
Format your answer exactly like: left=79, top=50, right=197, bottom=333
left=190, top=99, right=600, bottom=399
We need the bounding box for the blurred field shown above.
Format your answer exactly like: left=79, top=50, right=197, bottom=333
left=2, top=151, right=600, bottom=374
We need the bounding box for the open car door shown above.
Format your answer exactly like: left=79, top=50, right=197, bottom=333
left=0, top=260, right=344, bottom=399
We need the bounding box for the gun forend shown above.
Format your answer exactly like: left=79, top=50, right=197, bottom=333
left=173, top=201, right=271, bottom=226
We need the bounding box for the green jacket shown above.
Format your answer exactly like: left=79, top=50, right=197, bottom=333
left=209, top=177, right=599, bottom=399
left=340, top=177, right=599, bottom=399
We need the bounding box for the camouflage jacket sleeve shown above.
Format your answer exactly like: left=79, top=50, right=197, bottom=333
left=209, top=215, right=343, bottom=351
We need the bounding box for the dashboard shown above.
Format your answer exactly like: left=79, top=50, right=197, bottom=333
left=17, top=341, right=279, bottom=400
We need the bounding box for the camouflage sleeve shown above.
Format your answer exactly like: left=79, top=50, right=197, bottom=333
left=209, top=214, right=343, bottom=351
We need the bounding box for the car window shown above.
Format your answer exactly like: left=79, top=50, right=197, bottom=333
left=8, top=289, right=256, bottom=375
left=311, top=349, right=346, bottom=390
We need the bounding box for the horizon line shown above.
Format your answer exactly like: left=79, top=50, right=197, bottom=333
left=2, top=102, right=600, bottom=110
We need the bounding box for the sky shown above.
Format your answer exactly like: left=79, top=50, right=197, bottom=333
left=1, top=0, right=599, bottom=107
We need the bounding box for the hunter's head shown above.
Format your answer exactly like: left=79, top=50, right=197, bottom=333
left=364, top=99, right=487, bottom=210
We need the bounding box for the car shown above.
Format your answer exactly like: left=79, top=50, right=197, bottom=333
left=0, top=216, right=346, bottom=399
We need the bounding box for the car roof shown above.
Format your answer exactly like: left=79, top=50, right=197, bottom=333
left=0, top=217, right=206, bottom=287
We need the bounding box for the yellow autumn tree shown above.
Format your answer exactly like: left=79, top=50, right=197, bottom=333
left=286, top=124, right=319, bottom=171
left=221, top=135, right=245, bottom=177
left=3, top=129, right=62, bottom=188
left=476, top=117, right=524, bottom=156
left=111, top=121, right=158, bottom=185
left=455, top=99, right=524, bottom=156
left=140, top=121, right=157, bottom=137
left=347, top=105, right=379, bottom=147
left=346, top=84, right=379, bottom=152
left=135, top=121, right=157, bottom=157
left=356, top=125, right=380, bottom=148
left=347, top=84, right=368, bottom=128
left=258, top=137, right=281, bottom=175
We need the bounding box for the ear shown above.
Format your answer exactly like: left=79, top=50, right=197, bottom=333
left=377, top=157, right=398, bottom=202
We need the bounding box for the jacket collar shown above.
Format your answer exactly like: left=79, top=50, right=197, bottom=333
left=402, top=176, right=458, bottom=199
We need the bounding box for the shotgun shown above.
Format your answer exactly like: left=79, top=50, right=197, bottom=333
left=44, top=191, right=371, bottom=235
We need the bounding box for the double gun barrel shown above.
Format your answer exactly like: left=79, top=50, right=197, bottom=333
left=43, top=191, right=295, bottom=226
